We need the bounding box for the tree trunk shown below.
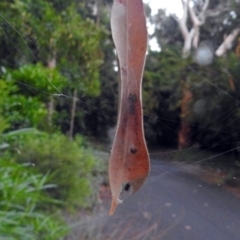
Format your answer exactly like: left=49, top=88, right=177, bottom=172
left=47, top=58, right=56, bottom=127
left=215, top=28, right=240, bottom=57
left=177, top=0, right=209, bottom=58
left=47, top=95, right=54, bottom=128
left=178, top=82, right=193, bottom=149
left=235, top=38, right=240, bottom=58
left=69, top=89, right=78, bottom=140
left=95, top=0, right=100, bottom=26
left=228, top=74, right=235, bottom=92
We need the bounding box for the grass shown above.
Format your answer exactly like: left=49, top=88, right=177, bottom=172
left=0, top=158, right=69, bottom=240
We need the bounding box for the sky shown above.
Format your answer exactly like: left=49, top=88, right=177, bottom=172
left=143, top=0, right=183, bottom=16
left=143, top=0, right=183, bottom=51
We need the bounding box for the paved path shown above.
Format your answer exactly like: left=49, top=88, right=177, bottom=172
left=98, top=159, right=240, bottom=240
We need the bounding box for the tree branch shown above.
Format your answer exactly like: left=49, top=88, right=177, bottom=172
left=216, top=27, right=240, bottom=57
left=189, top=5, right=201, bottom=26
left=182, top=27, right=195, bottom=58
left=202, top=0, right=209, bottom=13
left=188, top=0, right=209, bottom=49
left=178, top=0, right=190, bottom=41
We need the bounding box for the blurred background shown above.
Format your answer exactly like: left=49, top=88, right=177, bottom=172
left=1, top=0, right=240, bottom=239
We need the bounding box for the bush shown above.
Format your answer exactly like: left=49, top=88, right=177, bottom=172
left=0, top=79, right=47, bottom=131
left=12, top=133, right=98, bottom=209
left=0, top=159, right=69, bottom=240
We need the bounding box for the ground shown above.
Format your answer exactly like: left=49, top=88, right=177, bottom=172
left=66, top=151, right=240, bottom=240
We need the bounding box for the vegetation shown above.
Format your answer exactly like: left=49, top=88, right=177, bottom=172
left=143, top=50, right=240, bottom=152
left=0, top=158, right=69, bottom=240
left=11, top=133, right=98, bottom=209
left=0, top=1, right=109, bottom=238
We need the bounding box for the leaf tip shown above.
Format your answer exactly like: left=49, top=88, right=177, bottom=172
left=109, top=197, right=122, bottom=215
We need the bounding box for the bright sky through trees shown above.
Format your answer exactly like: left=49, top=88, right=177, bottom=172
left=144, top=0, right=183, bottom=16
left=144, top=0, right=183, bottom=51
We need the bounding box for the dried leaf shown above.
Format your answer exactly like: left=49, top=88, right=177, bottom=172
left=109, top=0, right=150, bottom=215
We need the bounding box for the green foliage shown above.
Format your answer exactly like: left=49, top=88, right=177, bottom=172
left=0, top=158, right=69, bottom=240
left=188, top=57, right=240, bottom=151
left=7, top=63, right=67, bottom=99
left=143, top=50, right=187, bottom=114
left=0, top=76, right=47, bottom=130
left=5, top=94, right=47, bottom=129
left=0, top=128, right=45, bottom=153
left=0, top=64, right=69, bottom=131
left=0, top=0, right=112, bottom=137
left=12, top=133, right=98, bottom=209
left=1, top=0, right=106, bottom=99
left=57, top=4, right=106, bottom=97
left=55, top=31, right=117, bottom=137
left=9, top=0, right=105, bottom=97
left=142, top=48, right=240, bottom=149
left=0, top=79, right=10, bottom=133
left=142, top=50, right=188, bottom=145
left=0, top=117, right=8, bottom=134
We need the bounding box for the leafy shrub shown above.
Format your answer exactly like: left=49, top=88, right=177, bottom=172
left=6, top=63, right=67, bottom=99
left=0, top=79, right=47, bottom=130
left=0, top=159, right=69, bottom=240
left=0, top=128, right=45, bottom=154
left=12, top=133, right=98, bottom=209
left=0, top=80, right=11, bottom=133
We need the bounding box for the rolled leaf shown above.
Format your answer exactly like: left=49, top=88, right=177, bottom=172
left=109, top=0, right=150, bottom=215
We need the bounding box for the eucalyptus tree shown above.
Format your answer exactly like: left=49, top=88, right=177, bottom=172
left=143, top=0, right=240, bottom=149
left=152, top=0, right=240, bottom=58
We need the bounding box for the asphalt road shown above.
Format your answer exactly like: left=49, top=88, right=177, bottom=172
left=99, top=159, right=240, bottom=240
